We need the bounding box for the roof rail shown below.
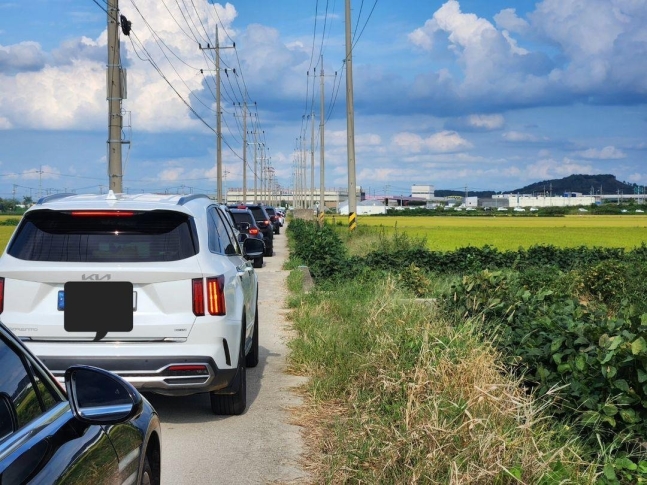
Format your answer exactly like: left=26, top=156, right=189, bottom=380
left=177, top=193, right=211, bottom=206
left=36, top=193, right=77, bottom=205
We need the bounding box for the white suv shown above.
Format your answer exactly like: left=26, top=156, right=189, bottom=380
left=0, top=191, right=264, bottom=415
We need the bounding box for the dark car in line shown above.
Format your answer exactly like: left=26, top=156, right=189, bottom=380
left=0, top=321, right=161, bottom=484
left=229, top=207, right=265, bottom=268
left=229, top=204, right=274, bottom=257
left=264, top=206, right=281, bottom=235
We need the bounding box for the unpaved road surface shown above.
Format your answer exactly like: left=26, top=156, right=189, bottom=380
left=145, top=228, right=310, bottom=485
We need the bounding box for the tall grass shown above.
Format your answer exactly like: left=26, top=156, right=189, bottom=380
left=287, top=276, right=598, bottom=483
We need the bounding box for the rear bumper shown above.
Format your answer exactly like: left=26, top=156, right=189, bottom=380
left=39, top=354, right=236, bottom=396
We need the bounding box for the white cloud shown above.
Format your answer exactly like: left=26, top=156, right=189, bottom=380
left=408, top=18, right=439, bottom=51
left=357, top=167, right=422, bottom=183
left=0, top=117, right=12, bottom=129
left=407, top=0, right=647, bottom=113
left=446, top=114, right=505, bottom=131
left=628, top=173, right=643, bottom=183
left=19, top=165, right=61, bottom=180
left=392, top=130, right=473, bottom=154
left=0, top=41, right=46, bottom=72
left=502, top=131, right=546, bottom=143
left=0, top=0, right=240, bottom=133
left=525, top=157, right=594, bottom=180
left=494, top=8, right=530, bottom=34
left=467, top=115, right=505, bottom=130
left=576, top=146, right=627, bottom=160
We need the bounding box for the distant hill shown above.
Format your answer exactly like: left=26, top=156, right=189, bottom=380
left=434, top=174, right=637, bottom=198
left=511, top=174, right=635, bottom=196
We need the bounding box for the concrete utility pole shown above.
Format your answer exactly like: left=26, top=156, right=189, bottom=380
left=310, top=111, right=315, bottom=210
left=301, top=135, right=307, bottom=209
left=345, top=0, right=357, bottom=230
left=319, top=56, right=326, bottom=223
left=253, top=131, right=258, bottom=203
left=200, top=25, right=234, bottom=203
left=242, top=102, right=247, bottom=203
left=107, top=0, right=124, bottom=193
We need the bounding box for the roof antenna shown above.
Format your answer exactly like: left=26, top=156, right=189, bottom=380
left=106, top=190, right=117, bottom=200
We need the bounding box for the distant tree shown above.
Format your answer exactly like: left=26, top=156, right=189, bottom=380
left=23, top=196, right=33, bottom=207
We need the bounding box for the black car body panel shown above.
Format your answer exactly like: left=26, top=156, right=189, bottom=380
left=0, top=322, right=162, bottom=484
left=229, top=204, right=274, bottom=256
left=264, top=207, right=281, bottom=235
left=229, top=208, right=265, bottom=267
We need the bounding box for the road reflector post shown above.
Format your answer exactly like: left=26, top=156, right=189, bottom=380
left=348, top=212, right=356, bottom=231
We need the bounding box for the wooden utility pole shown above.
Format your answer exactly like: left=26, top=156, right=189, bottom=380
left=345, top=0, right=357, bottom=230
left=107, top=0, right=123, bottom=193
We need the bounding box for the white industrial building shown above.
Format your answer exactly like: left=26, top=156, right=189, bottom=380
left=338, top=199, right=387, bottom=215
left=494, top=194, right=596, bottom=208
left=411, top=184, right=435, bottom=200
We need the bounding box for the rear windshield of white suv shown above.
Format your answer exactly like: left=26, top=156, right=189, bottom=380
left=7, top=209, right=198, bottom=262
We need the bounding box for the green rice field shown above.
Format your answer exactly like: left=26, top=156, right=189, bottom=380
left=0, top=216, right=21, bottom=253
left=351, top=215, right=647, bottom=252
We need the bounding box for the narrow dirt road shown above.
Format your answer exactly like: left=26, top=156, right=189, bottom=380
left=147, top=228, right=310, bottom=485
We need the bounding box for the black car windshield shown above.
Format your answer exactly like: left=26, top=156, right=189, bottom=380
left=8, top=209, right=198, bottom=262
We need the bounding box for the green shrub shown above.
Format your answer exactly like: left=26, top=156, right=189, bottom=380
left=442, top=269, right=647, bottom=480
left=286, top=219, right=347, bottom=280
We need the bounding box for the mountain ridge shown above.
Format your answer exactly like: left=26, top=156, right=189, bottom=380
left=435, top=174, right=638, bottom=198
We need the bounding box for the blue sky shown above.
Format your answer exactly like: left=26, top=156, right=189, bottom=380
left=0, top=0, right=645, bottom=200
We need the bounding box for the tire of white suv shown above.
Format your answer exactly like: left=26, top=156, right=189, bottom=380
left=210, top=323, right=247, bottom=415
left=245, top=304, right=259, bottom=368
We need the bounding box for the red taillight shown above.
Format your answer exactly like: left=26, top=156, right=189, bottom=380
left=192, top=278, right=204, bottom=316
left=0, top=277, right=4, bottom=314
left=71, top=211, right=134, bottom=217
left=249, top=228, right=259, bottom=236
left=207, top=276, right=226, bottom=316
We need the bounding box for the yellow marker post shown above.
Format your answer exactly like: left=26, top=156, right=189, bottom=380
left=348, top=212, right=357, bottom=231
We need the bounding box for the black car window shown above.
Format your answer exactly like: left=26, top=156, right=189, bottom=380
left=249, top=207, right=267, bottom=222
left=8, top=209, right=197, bottom=262
left=217, top=208, right=241, bottom=255
left=207, top=208, right=236, bottom=256
left=231, top=212, right=254, bottom=227
left=0, top=336, right=60, bottom=438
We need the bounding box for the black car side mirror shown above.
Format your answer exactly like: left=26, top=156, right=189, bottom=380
left=242, top=238, right=264, bottom=258
left=65, top=365, right=143, bottom=425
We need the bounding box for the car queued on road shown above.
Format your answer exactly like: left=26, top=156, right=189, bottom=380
left=0, top=192, right=279, bottom=482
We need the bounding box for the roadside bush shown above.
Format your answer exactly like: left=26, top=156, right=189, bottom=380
left=286, top=219, right=347, bottom=280
left=442, top=269, right=647, bottom=481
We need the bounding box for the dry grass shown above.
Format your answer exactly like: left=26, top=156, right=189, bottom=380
left=288, top=277, right=598, bottom=484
